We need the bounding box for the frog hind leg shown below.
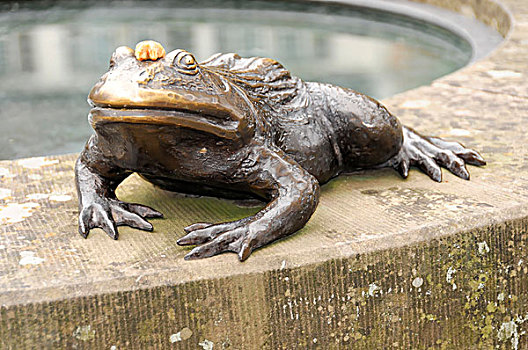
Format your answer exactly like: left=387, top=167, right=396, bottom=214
left=384, top=126, right=486, bottom=182
left=177, top=145, right=320, bottom=261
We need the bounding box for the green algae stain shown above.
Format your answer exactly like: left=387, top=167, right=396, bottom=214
left=72, top=325, right=95, bottom=341
left=258, top=219, right=528, bottom=349
left=137, top=319, right=156, bottom=343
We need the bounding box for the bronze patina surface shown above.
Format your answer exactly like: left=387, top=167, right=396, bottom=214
left=76, top=41, right=485, bottom=261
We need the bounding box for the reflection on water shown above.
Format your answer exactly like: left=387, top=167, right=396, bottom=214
left=0, top=1, right=471, bottom=160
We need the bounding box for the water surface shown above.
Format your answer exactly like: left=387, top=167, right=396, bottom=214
left=0, top=0, right=472, bottom=160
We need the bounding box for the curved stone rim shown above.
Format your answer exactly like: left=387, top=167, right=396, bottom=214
left=0, top=0, right=525, bottom=309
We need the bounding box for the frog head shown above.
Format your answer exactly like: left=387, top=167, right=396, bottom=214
left=88, top=41, right=257, bottom=141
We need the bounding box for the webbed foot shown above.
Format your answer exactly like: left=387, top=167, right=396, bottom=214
left=177, top=217, right=263, bottom=261
left=79, top=198, right=163, bottom=239
left=387, top=126, right=486, bottom=182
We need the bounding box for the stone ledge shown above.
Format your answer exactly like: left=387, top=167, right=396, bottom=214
left=1, top=0, right=528, bottom=348
left=2, top=216, right=526, bottom=348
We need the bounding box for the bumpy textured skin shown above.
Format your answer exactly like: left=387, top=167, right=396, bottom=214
left=75, top=43, right=486, bottom=261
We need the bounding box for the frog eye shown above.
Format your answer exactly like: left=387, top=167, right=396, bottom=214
left=181, top=55, right=196, bottom=67
left=172, top=51, right=198, bottom=74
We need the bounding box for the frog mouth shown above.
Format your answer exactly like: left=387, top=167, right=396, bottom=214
left=89, top=106, right=241, bottom=140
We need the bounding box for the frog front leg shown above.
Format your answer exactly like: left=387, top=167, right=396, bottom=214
left=75, top=136, right=163, bottom=239
left=385, top=126, right=486, bottom=181
left=177, top=145, right=320, bottom=261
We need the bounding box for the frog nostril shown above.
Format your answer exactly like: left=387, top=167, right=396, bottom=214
left=110, top=46, right=134, bottom=68
left=115, top=46, right=134, bottom=57
left=112, top=46, right=134, bottom=60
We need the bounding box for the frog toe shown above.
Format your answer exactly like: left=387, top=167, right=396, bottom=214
left=237, top=240, right=253, bottom=262
left=414, top=149, right=442, bottom=182
left=389, top=146, right=442, bottom=182
left=180, top=220, right=264, bottom=260
left=390, top=126, right=485, bottom=182
left=183, top=226, right=246, bottom=260
left=79, top=206, right=94, bottom=238
left=460, top=150, right=486, bottom=166
left=393, top=156, right=410, bottom=179
left=435, top=150, right=470, bottom=180
left=113, top=206, right=153, bottom=231
left=99, top=210, right=119, bottom=240
left=426, top=136, right=486, bottom=166
left=124, top=202, right=164, bottom=219
left=178, top=219, right=248, bottom=245
left=178, top=229, right=216, bottom=246
left=108, top=199, right=163, bottom=232
left=78, top=198, right=164, bottom=240
left=79, top=202, right=119, bottom=239
left=183, top=222, right=213, bottom=233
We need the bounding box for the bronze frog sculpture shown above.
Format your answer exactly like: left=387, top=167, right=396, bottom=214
left=75, top=41, right=485, bottom=261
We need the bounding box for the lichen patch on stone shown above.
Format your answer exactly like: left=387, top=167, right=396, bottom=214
left=368, top=283, right=380, bottom=297
left=0, top=167, right=14, bottom=179
left=199, top=339, right=214, bottom=350
left=19, top=251, right=45, bottom=266
left=26, top=193, right=49, bottom=200
left=24, top=193, right=72, bottom=202
left=478, top=241, right=490, bottom=255
left=0, top=188, right=12, bottom=200
left=0, top=202, right=39, bottom=225
left=412, top=277, right=424, bottom=288
left=446, top=266, right=457, bottom=291
left=17, top=157, right=59, bottom=169
left=170, top=327, right=192, bottom=343
left=448, top=128, right=471, bottom=137
left=170, top=333, right=181, bottom=343
left=398, top=99, right=431, bottom=109
left=498, top=321, right=519, bottom=350
left=49, top=194, right=72, bottom=202
left=486, top=70, right=522, bottom=79
left=73, top=325, right=95, bottom=341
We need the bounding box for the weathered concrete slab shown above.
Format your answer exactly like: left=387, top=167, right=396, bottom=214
left=1, top=0, right=528, bottom=349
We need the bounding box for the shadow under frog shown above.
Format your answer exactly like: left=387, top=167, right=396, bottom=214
left=75, top=41, right=485, bottom=261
